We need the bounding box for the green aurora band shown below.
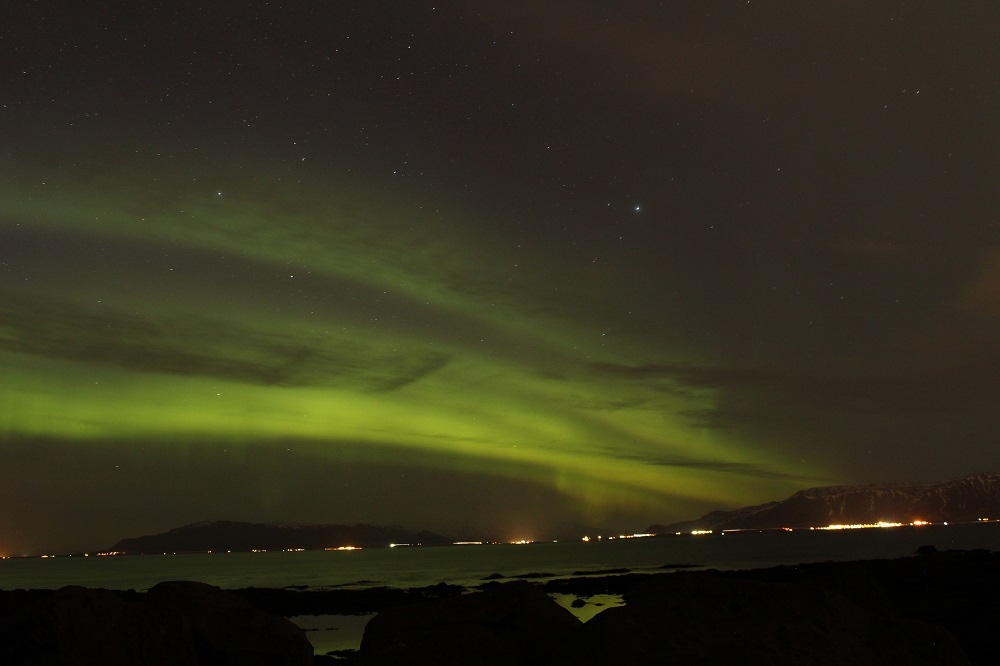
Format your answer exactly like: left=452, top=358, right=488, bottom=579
left=1, top=153, right=826, bottom=550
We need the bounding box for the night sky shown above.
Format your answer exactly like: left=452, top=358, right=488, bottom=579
left=3, top=2, right=1000, bottom=555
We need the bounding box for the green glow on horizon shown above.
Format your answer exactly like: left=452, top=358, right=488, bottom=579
left=1, top=346, right=809, bottom=516
left=0, top=154, right=829, bottom=526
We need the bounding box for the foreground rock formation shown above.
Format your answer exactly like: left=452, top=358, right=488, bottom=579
left=359, top=580, right=580, bottom=665
left=0, top=581, right=312, bottom=665
left=575, top=573, right=965, bottom=665
left=1, top=549, right=995, bottom=664
left=356, top=573, right=967, bottom=665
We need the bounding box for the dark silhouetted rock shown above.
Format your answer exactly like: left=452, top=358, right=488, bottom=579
left=733, top=548, right=1000, bottom=665
left=0, top=585, right=198, bottom=665
left=359, top=580, right=581, bottom=665
left=233, top=582, right=465, bottom=618
left=578, top=573, right=967, bottom=665
left=147, top=580, right=312, bottom=666
left=0, top=582, right=312, bottom=666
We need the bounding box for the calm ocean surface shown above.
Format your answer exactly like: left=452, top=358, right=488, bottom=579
left=3, top=522, right=1000, bottom=592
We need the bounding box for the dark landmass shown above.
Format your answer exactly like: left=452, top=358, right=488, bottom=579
left=2, top=548, right=997, bottom=663
left=112, top=520, right=453, bottom=554
left=651, top=471, right=1000, bottom=533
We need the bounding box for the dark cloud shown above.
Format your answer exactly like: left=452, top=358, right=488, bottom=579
left=601, top=448, right=818, bottom=483
left=592, top=361, right=999, bottom=415
left=0, top=291, right=450, bottom=392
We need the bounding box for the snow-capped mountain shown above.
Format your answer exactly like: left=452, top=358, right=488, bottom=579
left=651, top=473, right=1000, bottom=533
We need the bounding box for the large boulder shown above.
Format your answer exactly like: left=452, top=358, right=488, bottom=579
left=147, top=580, right=313, bottom=666
left=0, top=586, right=197, bottom=665
left=578, top=573, right=968, bottom=665
left=0, top=582, right=313, bottom=666
left=359, top=580, right=582, bottom=665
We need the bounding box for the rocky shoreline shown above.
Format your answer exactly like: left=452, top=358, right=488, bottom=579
left=1, top=547, right=994, bottom=664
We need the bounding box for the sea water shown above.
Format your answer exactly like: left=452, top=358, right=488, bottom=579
left=3, top=521, right=999, bottom=592
left=4, top=523, right=1000, bottom=655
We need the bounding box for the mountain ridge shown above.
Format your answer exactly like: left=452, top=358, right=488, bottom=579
left=651, top=472, right=1000, bottom=533
left=111, top=520, right=453, bottom=553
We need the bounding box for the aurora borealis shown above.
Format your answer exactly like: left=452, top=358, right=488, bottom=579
left=3, top=2, right=1000, bottom=555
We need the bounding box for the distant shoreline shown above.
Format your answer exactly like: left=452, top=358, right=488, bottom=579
left=10, top=518, right=1000, bottom=560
